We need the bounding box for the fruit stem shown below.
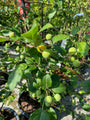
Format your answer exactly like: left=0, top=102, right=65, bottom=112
left=51, top=104, right=60, bottom=110
left=42, top=100, right=44, bottom=110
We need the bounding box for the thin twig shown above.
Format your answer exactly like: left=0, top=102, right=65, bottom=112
left=76, top=92, right=90, bottom=104
left=83, top=97, right=90, bottom=104
left=50, top=56, right=85, bottom=81
left=51, top=104, right=60, bottom=110
left=62, top=63, right=85, bottom=81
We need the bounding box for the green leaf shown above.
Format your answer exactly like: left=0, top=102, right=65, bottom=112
left=18, top=63, right=27, bottom=70
left=81, top=80, right=90, bottom=94
left=25, top=57, right=34, bottom=65
left=52, top=84, right=66, bottom=93
left=7, top=66, right=23, bottom=91
left=51, top=74, right=61, bottom=88
left=48, top=10, right=56, bottom=19
left=25, top=57, right=36, bottom=70
left=57, top=1, right=63, bottom=8
left=77, top=42, right=89, bottom=58
left=21, top=20, right=38, bottom=39
left=27, top=73, right=36, bottom=92
left=84, top=115, right=90, bottom=120
left=71, top=27, right=80, bottom=35
left=84, top=34, right=90, bottom=39
left=39, top=23, right=53, bottom=32
left=52, top=34, right=69, bottom=44
left=28, top=65, right=36, bottom=70
left=0, top=36, right=9, bottom=42
left=23, top=69, right=31, bottom=78
left=42, top=74, right=52, bottom=89
left=0, top=89, right=11, bottom=102
left=51, top=52, right=63, bottom=61
left=28, top=47, right=41, bottom=63
left=48, top=107, right=57, bottom=120
left=70, top=76, right=78, bottom=88
left=0, top=116, right=4, bottom=120
left=21, top=21, right=42, bottom=45
left=53, top=46, right=66, bottom=56
left=29, top=108, right=50, bottom=120
left=82, top=103, right=90, bottom=111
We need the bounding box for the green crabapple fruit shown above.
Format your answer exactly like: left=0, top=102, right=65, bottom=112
left=72, top=99, right=76, bottom=105
left=32, top=93, right=36, bottom=98
left=42, top=50, right=50, bottom=58
left=5, top=43, right=9, bottom=48
left=16, top=46, right=20, bottom=51
left=73, top=60, right=80, bottom=67
left=45, top=96, right=52, bottom=104
left=68, top=47, right=76, bottom=55
left=20, top=55, right=24, bottom=59
left=54, top=94, right=61, bottom=102
left=46, top=34, right=52, bottom=40
left=77, top=48, right=80, bottom=53
left=79, top=90, right=85, bottom=94
left=9, top=32, right=14, bottom=38
left=70, top=56, right=75, bottom=61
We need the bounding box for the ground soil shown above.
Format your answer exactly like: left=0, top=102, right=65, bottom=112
left=19, top=92, right=41, bottom=115
left=0, top=109, right=16, bottom=120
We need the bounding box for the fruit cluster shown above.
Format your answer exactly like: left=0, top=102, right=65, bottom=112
left=68, top=47, right=80, bottom=67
